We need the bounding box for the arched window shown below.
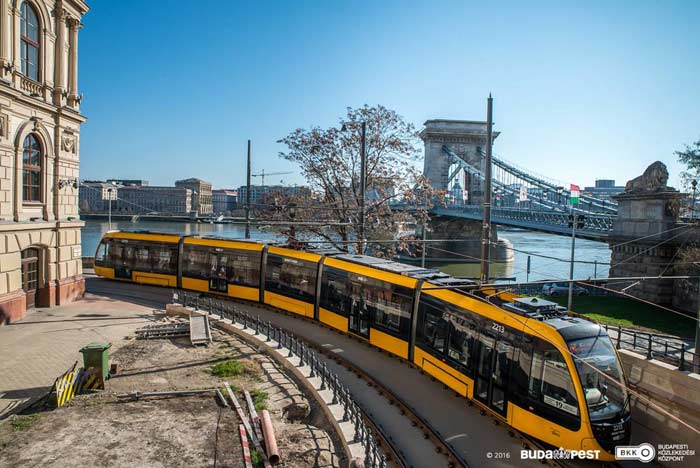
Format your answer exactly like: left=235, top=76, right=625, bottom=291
left=20, top=2, right=40, bottom=81
left=23, top=134, right=42, bottom=202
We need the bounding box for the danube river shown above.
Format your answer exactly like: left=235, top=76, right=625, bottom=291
left=81, top=220, right=611, bottom=284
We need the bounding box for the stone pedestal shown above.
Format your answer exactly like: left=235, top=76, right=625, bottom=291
left=608, top=190, right=682, bottom=307
left=425, top=216, right=513, bottom=264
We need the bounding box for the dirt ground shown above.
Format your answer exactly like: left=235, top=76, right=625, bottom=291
left=0, top=320, right=342, bottom=468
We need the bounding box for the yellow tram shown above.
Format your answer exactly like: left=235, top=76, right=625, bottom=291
left=94, top=231, right=631, bottom=461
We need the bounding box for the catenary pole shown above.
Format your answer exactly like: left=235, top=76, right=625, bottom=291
left=359, top=121, right=367, bottom=255
left=480, top=94, right=494, bottom=284
left=245, top=140, right=251, bottom=239
left=567, top=210, right=577, bottom=310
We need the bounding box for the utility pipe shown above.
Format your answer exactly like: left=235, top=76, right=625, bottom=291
left=261, top=409, right=280, bottom=464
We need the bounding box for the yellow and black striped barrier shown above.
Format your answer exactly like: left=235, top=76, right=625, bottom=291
left=53, top=363, right=104, bottom=407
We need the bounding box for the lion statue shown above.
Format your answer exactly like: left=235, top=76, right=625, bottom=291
left=624, top=161, right=670, bottom=193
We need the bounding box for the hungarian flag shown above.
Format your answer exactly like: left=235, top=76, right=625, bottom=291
left=570, top=184, right=580, bottom=205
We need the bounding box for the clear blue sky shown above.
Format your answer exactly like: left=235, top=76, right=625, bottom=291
left=79, top=0, right=700, bottom=190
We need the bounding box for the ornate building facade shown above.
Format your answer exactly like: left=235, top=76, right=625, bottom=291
left=0, top=0, right=89, bottom=323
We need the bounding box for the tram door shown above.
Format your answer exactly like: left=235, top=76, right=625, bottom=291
left=348, top=289, right=370, bottom=339
left=114, top=243, right=134, bottom=279
left=208, top=250, right=228, bottom=293
left=475, top=333, right=512, bottom=417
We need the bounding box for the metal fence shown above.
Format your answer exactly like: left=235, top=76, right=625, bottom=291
left=603, top=324, right=699, bottom=373
left=174, top=290, right=388, bottom=468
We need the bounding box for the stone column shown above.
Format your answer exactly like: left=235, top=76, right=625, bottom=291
left=0, top=0, right=10, bottom=80
left=67, top=18, right=81, bottom=107
left=53, top=7, right=67, bottom=105
left=11, top=4, right=20, bottom=85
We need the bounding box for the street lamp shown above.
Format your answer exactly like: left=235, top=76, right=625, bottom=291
left=691, top=180, right=698, bottom=220
left=341, top=121, right=367, bottom=254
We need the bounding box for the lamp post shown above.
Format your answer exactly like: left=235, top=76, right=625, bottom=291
left=691, top=180, right=698, bottom=219
left=107, top=188, right=112, bottom=230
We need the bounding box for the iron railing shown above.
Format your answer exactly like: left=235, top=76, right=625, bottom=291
left=174, top=290, right=388, bottom=468
left=603, top=324, right=698, bottom=373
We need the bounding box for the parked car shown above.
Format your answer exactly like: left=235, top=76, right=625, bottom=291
left=541, top=282, right=589, bottom=296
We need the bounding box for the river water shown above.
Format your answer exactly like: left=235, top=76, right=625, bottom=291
left=81, top=220, right=611, bottom=284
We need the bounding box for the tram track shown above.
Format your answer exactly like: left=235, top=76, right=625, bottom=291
left=87, top=278, right=593, bottom=468
left=201, top=294, right=555, bottom=468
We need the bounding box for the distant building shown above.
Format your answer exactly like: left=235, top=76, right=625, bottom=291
left=237, top=185, right=311, bottom=207
left=212, top=189, right=238, bottom=215
left=115, top=186, right=192, bottom=215
left=106, top=179, right=148, bottom=187
left=583, top=179, right=625, bottom=200
left=175, top=178, right=213, bottom=215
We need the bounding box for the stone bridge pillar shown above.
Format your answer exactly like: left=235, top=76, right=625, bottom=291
left=419, top=120, right=499, bottom=206
left=608, top=162, right=683, bottom=308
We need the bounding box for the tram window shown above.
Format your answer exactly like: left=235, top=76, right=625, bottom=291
left=151, top=244, right=177, bottom=274
left=265, top=254, right=316, bottom=302
left=417, top=294, right=479, bottom=373
left=529, top=341, right=580, bottom=419
left=95, top=242, right=107, bottom=265
left=320, top=266, right=351, bottom=316
left=183, top=245, right=209, bottom=278
left=369, top=283, right=413, bottom=338
left=229, top=250, right=261, bottom=287
left=134, top=246, right=151, bottom=271
left=447, top=316, right=477, bottom=372
left=182, top=245, right=260, bottom=287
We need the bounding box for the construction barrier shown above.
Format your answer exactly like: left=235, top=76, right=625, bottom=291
left=53, top=363, right=103, bottom=407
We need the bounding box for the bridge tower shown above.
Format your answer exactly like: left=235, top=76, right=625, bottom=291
left=419, top=120, right=499, bottom=205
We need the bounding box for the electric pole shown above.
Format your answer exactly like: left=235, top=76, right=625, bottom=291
left=567, top=212, right=577, bottom=310
left=359, top=121, right=367, bottom=255
left=245, top=140, right=251, bottom=239
left=480, top=94, right=494, bottom=284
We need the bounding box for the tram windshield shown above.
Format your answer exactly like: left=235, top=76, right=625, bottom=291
left=567, top=334, right=630, bottom=422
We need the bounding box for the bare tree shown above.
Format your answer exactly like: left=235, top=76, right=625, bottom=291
left=259, top=105, right=438, bottom=257
left=676, top=137, right=700, bottom=190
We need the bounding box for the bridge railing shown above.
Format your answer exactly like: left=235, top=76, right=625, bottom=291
left=437, top=205, right=614, bottom=232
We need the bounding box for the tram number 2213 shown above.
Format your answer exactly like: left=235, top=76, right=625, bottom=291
left=491, top=322, right=505, bottom=334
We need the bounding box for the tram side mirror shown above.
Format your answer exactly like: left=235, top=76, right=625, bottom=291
left=601, top=384, right=608, bottom=397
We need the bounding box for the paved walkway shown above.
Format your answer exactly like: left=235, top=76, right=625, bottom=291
left=0, top=280, right=157, bottom=419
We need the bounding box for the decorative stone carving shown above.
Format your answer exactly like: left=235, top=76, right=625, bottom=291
left=0, top=113, right=7, bottom=137
left=61, top=134, right=76, bottom=153
left=624, top=161, right=672, bottom=193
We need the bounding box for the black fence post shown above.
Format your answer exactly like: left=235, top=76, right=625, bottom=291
left=679, top=343, right=686, bottom=371
left=616, top=326, right=622, bottom=349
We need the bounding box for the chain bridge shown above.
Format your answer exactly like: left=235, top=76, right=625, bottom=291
left=418, top=120, right=617, bottom=241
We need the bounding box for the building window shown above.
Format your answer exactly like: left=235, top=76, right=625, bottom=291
left=23, top=134, right=42, bottom=202
left=20, top=2, right=40, bottom=82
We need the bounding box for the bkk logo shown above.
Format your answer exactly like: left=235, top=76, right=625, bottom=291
left=615, top=443, right=656, bottom=463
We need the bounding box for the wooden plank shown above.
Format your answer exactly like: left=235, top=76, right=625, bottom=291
left=223, top=383, right=272, bottom=468
left=244, top=390, right=264, bottom=444
left=239, top=424, right=253, bottom=468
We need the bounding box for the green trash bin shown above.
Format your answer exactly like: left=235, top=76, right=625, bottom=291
left=79, top=342, right=111, bottom=382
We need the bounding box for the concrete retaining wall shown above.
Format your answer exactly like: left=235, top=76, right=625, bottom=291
left=619, top=349, right=700, bottom=455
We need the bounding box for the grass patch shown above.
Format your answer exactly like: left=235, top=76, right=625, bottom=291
left=10, top=414, right=39, bottom=432
left=210, top=359, right=261, bottom=379
left=549, top=295, right=695, bottom=337
left=210, top=360, right=246, bottom=377
left=252, top=450, right=264, bottom=468
left=249, top=389, right=269, bottom=411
